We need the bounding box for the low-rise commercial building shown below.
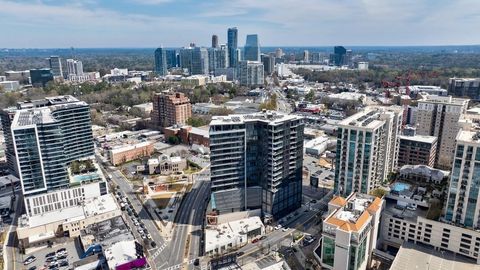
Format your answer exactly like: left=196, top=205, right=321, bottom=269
left=108, top=141, right=154, bottom=166
left=318, top=193, right=383, bottom=270
left=139, top=154, right=187, bottom=175
left=0, top=80, right=20, bottom=91
left=17, top=194, right=121, bottom=249
left=205, top=216, right=265, bottom=256
left=163, top=125, right=210, bottom=147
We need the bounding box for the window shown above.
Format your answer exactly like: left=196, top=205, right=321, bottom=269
left=322, top=237, right=335, bottom=267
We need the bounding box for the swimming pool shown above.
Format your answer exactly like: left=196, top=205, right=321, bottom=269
left=392, top=182, right=411, bottom=193
left=72, top=173, right=101, bottom=183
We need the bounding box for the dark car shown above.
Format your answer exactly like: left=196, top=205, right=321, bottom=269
left=28, top=266, right=37, bottom=270
left=193, top=259, right=199, bottom=266
left=56, top=248, right=67, bottom=253
left=237, top=251, right=244, bottom=256
left=310, top=199, right=317, bottom=204
left=57, top=255, right=67, bottom=260
left=150, top=241, right=157, bottom=248
left=46, top=252, right=56, bottom=258
left=59, top=261, right=69, bottom=267
left=46, top=257, right=56, bottom=262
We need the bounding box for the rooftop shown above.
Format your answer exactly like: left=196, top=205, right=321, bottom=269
left=205, top=216, right=264, bottom=252
left=458, top=129, right=480, bottom=144
left=325, top=193, right=382, bottom=232
left=338, top=108, right=386, bottom=130
left=418, top=94, right=469, bottom=106
left=109, top=141, right=153, bottom=154
left=210, top=111, right=302, bottom=126
left=19, top=194, right=119, bottom=228
left=390, top=241, right=480, bottom=270
left=398, top=134, right=438, bottom=144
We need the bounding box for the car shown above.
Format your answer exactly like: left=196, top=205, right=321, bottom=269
left=133, top=212, right=139, bottom=218
left=46, top=252, right=56, bottom=258
left=282, top=227, right=289, bottom=232
left=57, top=248, right=67, bottom=253
left=259, top=236, right=267, bottom=240
left=59, top=261, right=68, bottom=267
left=193, top=259, right=199, bottom=266
left=46, top=257, right=56, bottom=262
left=147, top=234, right=152, bottom=239
left=150, top=241, right=157, bottom=248
left=237, top=251, right=244, bottom=256
left=251, top=238, right=259, bottom=243
left=28, top=266, right=37, bottom=270
left=57, top=255, right=67, bottom=260
left=274, top=224, right=282, bottom=230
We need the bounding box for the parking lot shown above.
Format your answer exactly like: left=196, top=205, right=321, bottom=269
left=20, top=240, right=81, bottom=270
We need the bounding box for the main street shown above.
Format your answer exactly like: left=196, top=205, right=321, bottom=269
left=105, top=162, right=211, bottom=270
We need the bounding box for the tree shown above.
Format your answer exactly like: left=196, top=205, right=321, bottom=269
left=209, top=107, right=234, bottom=116
left=305, top=89, right=315, bottom=101
left=187, top=116, right=208, bottom=127
left=370, top=188, right=388, bottom=198
left=168, top=136, right=180, bottom=145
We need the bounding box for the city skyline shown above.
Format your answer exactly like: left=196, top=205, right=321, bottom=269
left=1, top=0, right=480, bottom=48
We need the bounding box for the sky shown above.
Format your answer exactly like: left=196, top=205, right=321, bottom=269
left=1, top=0, right=480, bottom=48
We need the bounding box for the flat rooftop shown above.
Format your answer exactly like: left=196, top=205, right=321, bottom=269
left=109, top=140, right=153, bottom=154
left=205, top=216, right=264, bottom=252
left=457, top=130, right=480, bottom=144
left=418, top=95, right=469, bottom=106
left=383, top=198, right=428, bottom=223
left=19, top=194, right=119, bottom=228
left=210, top=111, right=302, bottom=126
left=338, top=108, right=385, bottom=130
left=398, top=134, right=437, bottom=144
left=391, top=242, right=480, bottom=270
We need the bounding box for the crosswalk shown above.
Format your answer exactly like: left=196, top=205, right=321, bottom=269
left=150, top=242, right=168, bottom=260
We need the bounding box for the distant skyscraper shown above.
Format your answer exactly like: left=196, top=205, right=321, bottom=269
left=244, top=34, right=260, bottom=61
left=165, top=49, right=178, bottom=69
left=209, top=111, right=304, bottom=218
left=334, top=107, right=403, bottom=196
left=238, top=61, right=264, bottom=87
left=179, top=47, right=194, bottom=72
left=346, top=49, right=353, bottom=67
left=10, top=96, right=94, bottom=196
left=227, top=27, right=238, bottom=68
left=303, top=50, right=310, bottom=63
left=261, top=54, right=275, bottom=75
left=154, top=47, right=167, bottom=76
left=212, top=35, right=219, bottom=48
left=48, top=56, right=63, bottom=77
left=448, top=78, right=480, bottom=100
left=331, top=46, right=347, bottom=66
left=66, top=59, right=83, bottom=76
left=275, top=48, right=284, bottom=58
left=191, top=47, right=209, bottom=75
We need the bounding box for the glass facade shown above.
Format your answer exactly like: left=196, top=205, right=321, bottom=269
left=322, top=237, right=335, bottom=267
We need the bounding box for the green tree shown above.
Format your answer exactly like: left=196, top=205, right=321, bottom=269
left=187, top=116, right=208, bottom=127
left=370, top=188, right=388, bottom=198
left=305, top=89, right=315, bottom=101
left=168, top=136, right=180, bottom=144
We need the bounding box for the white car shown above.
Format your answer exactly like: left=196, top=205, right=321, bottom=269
left=282, top=227, right=289, bottom=232
left=274, top=224, right=282, bottom=230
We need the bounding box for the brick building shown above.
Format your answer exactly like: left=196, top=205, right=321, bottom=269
left=151, top=92, right=192, bottom=128
left=163, top=125, right=210, bottom=147
left=108, top=141, right=154, bottom=166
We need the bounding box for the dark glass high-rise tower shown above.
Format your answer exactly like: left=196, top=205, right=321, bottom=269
left=244, top=34, right=260, bottom=61
left=209, top=111, right=304, bottom=218
left=154, top=47, right=167, bottom=76
left=227, top=27, right=238, bottom=68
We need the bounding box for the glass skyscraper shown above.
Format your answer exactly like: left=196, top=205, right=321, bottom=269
left=154, top=47, right=167, bottom=76
left=227, top=27, right=238, bottom=68
left=10, top=96, right=94, bottom=196
left=209, top=111, right=304, bottom=218
left=445, top=130, right=480, bottom=228
left=244, top=34, right=260, bottom=61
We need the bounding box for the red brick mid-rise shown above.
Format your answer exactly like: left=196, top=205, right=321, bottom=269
left=152, top=92, right=192, bottom=128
